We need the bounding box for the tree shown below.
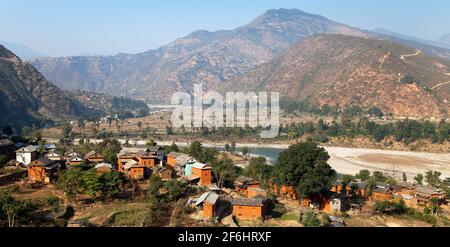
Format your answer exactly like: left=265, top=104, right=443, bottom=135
left=224, top=144, right=231, bottom=153
left=301, top=211, right=321, bottom=227
left=137, top=122, right=143, bottom=129
left=355, top=170, right=371, bottom=181
left=148, top=175, right=164, bottom=208
left=100, top=172, right=123, bottom=199
left=189, top=141, right=203, bottom=159
left=58, top=169, right=83, bottom=198
left=274, top=142, right=336, bottom=199
left=81, top=170, right=102, bottom=196
left=241, top=147, right=249, bottom=156
left=164, top=180, right=187, bottom=202
left=414, top=174, right=424, bottom=185
left=0, top=155, right=7, bottom=168
left=1, top=126, right=13, bottom=136
left=425, top=171, right=441, bottom=187
left=402, top=173, right=408, bottom=182
left=166, top=126, right=174, bottom=135
left=0, top=191, right=25, bottom=227
left=212, top=157, right=241, bottom=188
left=244, top=157, right=273, bottom=184
left=230, top=141, right=236, bottom=154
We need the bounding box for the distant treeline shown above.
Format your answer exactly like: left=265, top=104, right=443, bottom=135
left=281, top=117, right=450, bottom=144
left=280, top=99, right=385, bottom=118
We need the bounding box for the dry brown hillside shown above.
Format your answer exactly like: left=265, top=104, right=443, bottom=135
left=222, top=34, right=450, bottom=118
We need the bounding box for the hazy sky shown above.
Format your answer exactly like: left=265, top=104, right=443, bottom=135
left=1, top=0, right=449, bottom=57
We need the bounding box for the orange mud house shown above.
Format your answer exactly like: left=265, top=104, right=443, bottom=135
left=234, top=176, right=261, bottom=195
left=154, top=167, right=173, bottom=180
left=85, top=151, right=105, bottom=163
left=414, top=185, right=447, bottom=205
left=195, top=191, right=219, bottom=218
left=331, top=180, right=368, bottom=198
left=123, top=160, right=146, bottom=180
left=28, top=157, right=59, bottom=184
left=270, top=183, right=298, bottom=200
left=166, top=151, right=181, bottom=168
left=232, top=197, right=266, bottom=221
left=371, top=183, right=393, bottom=202
left=190, top=163, right=213, bottom=186
left=135, top=150, right=159, bottom=168
left=117, top=147, right=164, bottom=173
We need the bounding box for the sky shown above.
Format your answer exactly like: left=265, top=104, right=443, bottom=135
left=1, top=0, right=450, bottom=57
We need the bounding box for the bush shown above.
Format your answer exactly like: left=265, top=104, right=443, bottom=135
left=301, top=211, right=321, bottom=227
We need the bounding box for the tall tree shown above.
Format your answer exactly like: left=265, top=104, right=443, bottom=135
left=274, top=142, right=336, bottom=199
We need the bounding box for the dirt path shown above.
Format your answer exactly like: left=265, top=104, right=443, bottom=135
left=400, top=50, right=421, bottom=61
left=431, top=81, right=450, bottom=90
left=379, top=52, right=391, bottom=70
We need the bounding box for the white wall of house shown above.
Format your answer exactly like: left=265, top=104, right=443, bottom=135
left=16, top=152, right=36, bottom=165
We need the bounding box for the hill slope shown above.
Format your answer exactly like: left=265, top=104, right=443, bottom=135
left=221, top=35, right=450, bottom=118
left=0, top=45, right=78, bottom=127
left=30, top=9, right=367, bottom=103
left=0, top=40, right=47, bottom=60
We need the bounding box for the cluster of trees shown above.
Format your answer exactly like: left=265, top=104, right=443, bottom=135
left=281, top=118, right=450, bottom=144
left=147, top=175, right=188, bottom=210
left=58, top=167, right=125, bottom=199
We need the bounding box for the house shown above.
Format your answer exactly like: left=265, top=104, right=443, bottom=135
left=0, top=138, right=15, bottom=160
left=247, top=187, right=267, bottom=198
left=184, top=159, right=199, bottom=177
left=194, top=191, right=219, bottom=218
left=135, top=150, right=159, bottom=168
left=123, top=160, right=146, bottom=180
left=154, top=167, right=173, bottom=180
left=85, top=151, right=105, bottom=164
left=167, top=152, right=193, bottom=169
left=66, top=155, right=84, bottom=166
left=44, top=150, right=64, bottom=162
left=349, top=180, right=368, bottom=198
left=190, top=163, right=213, bottom=186
left=270, top=184, right=298, bottom=200
left=330, top=180, right=352, bottom=196
left=371, top=183, right=393, bottom=202
left=234, top=176, right=261, bottom=194
left=64, top=150, right=80, bottom=159
left=232, top=197, right=266, bottom=221
left=95, top=163, right=113, bottom=174
left=44, top=144, right=57, bottom=152
left=166, top=151, right=181, bottom=168
left=414, top=185, right=446, bottom=205
left=16, top=145, right=37, bottom=166
left=117, top=150, right=138, bottom=173
left=28, top=157, right=59, bottom=184
left=147, top=145, right=164, bottom=162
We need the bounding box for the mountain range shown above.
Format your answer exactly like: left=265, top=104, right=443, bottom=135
left=30, top=9, right=368, bottom=102
left=5, top=8, right=449, bottom=119
left=221, top=35, right=450, bottom=118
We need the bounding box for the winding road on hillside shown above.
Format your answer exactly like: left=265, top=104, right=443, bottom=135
left=400, top=49, right=421, bottom=61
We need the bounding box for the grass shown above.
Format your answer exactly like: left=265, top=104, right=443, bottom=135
left=280, top=212, right=299, bottom=221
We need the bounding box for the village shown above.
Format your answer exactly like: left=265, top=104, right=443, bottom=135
left=1, top=130, right=449, bottom=227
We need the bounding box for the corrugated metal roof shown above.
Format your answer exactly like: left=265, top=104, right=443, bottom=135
left=232, top=197, right=264, bottom=206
